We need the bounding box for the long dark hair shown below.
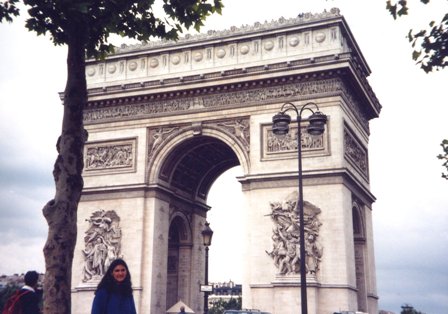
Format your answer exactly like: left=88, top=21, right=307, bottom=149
left=95, top=258, right=133, bottom=296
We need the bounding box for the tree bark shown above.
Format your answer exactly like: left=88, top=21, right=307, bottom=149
left=42, top=30, right=87, bottom=313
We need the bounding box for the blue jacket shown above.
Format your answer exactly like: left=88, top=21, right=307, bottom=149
left=91, top=288, right=137, bottom=314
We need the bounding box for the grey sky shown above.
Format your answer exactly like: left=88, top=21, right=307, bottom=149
left=0, top=1, right=447, bottom=314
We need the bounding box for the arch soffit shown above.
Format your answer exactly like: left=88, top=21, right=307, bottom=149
left=148, top=125, right=250, bottom=195
left=352, top=200, right=366, bottom=239
left=169, top=212, right=192, bottom=244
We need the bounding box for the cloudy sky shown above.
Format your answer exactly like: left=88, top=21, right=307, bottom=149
left=0, top=0, right=447, bottom=313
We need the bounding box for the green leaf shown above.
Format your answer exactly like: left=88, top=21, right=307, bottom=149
left=386, top=1, right=398, bottom=19
left=412, top=50, right=422, bottom=60
left=407, top=29, right=414, bottom=42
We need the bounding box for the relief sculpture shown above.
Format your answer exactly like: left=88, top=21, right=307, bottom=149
left=218, top=119, right=250, bottom=151
left=82, top=210, right=122, bottom=282
left=85, top=143, right=133, bottom=170
left=344, top=128, right=368, bottom=178
left=267, top=127, right=323, bottom=153
left=266, top=191, right=323, bottom=275
left=148, top=127, right=179, bottom=159
left=84, top=77, right=370, bottom=132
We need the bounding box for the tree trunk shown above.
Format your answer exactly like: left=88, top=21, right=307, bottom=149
left=42, top=31, right=87, bottom=313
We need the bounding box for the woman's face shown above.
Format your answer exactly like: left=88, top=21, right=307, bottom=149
left=112, top=264, right=127, bottom=283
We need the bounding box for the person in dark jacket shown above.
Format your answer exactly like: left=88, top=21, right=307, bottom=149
left=91, top=258, right=137, bottom=314
left=19, top=270, right=41, bottom=314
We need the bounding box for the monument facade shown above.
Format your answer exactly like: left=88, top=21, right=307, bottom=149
left=71, top=8, right=381, bottom=314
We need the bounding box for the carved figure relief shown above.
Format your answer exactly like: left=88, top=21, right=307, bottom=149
left=82, top=210, right=122, bottom=282
left=266, top=126, right=323, bottom=154
left=266, top=191, right=323, bottom=275
left=217, top=119, right=250, bottom=150
left=84, top=78, right=370, bottom=133
left=85, top=141, right=134, bottom=171
left=344, top=126, right=368, bottom=179
left=148, top=127, right=179, bottom=159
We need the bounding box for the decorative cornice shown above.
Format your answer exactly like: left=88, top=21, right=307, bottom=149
left=112, top=8, right=342, bottom=55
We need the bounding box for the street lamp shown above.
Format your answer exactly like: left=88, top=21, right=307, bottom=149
left=201, top=221, right=214, bottom=314
left=272, top=102, right=327, bottom=314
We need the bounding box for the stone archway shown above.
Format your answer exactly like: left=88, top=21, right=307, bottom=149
left=72, top=9, right=381, bottom=314
left=352, top=199, right=368, bottom=313
left=166, top=214, right=191, bottom=308
left=153, top=135, right=241, bottom=201
left=156, top=133, right=243, bottom=311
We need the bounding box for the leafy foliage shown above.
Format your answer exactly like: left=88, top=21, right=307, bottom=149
left=0, top=1, right=223, bottom=313
left=437, top=139, right=448, bottom=179
left=400, top=303, right=426, bottom=314
left=0, top=0, right=223, bottom=59
left=0, top=0, right=20, bottom=22
left=386, top=0, right=447, bottom=72
left=209, top=297, right=242, bottom=314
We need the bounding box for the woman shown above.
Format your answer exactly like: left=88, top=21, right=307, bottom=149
left=91, top=258, right=137, bottom=314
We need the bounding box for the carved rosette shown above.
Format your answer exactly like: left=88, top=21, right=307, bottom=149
left=82, top=210, right=122, bottom=282
left=266, top=191, right=323, bottom=276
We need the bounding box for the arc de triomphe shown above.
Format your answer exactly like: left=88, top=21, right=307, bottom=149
left=71, top=8, right=381, bottom=314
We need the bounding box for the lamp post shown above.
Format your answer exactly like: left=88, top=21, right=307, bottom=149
left=201, top=221, right=214, bottom=314
left=272, top=102, right=327, bottom=314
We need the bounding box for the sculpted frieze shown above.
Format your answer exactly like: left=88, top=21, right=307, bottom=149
left=266, top=191, right=323, bottom=275
left=82, top=210, right=122, bottom=282
left=267, top=127, right=324, bottom=153
left=84, top=139, right=136, bottom=174
left=262, top=122, right=326, bottom=160
left=344, top=126, right=369, bottom=179
left=84, top=77, right=369, bottom=132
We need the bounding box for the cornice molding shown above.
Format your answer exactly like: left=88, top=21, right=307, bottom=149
left=108, top=8, right=343, bottom=56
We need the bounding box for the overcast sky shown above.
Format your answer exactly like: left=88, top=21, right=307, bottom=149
left=0, top=1, right=447, bottom=314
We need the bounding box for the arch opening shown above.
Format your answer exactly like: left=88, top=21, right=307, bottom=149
left=352, top=201, right=367, bottom=312
left=159, top=135, right=240, bottom=200
left=207, top=166, right=245, bottom=285
left=161, top=135, right=244, bottom=311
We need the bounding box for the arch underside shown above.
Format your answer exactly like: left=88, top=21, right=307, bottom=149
left=159, top=136, right=240, bottom=200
